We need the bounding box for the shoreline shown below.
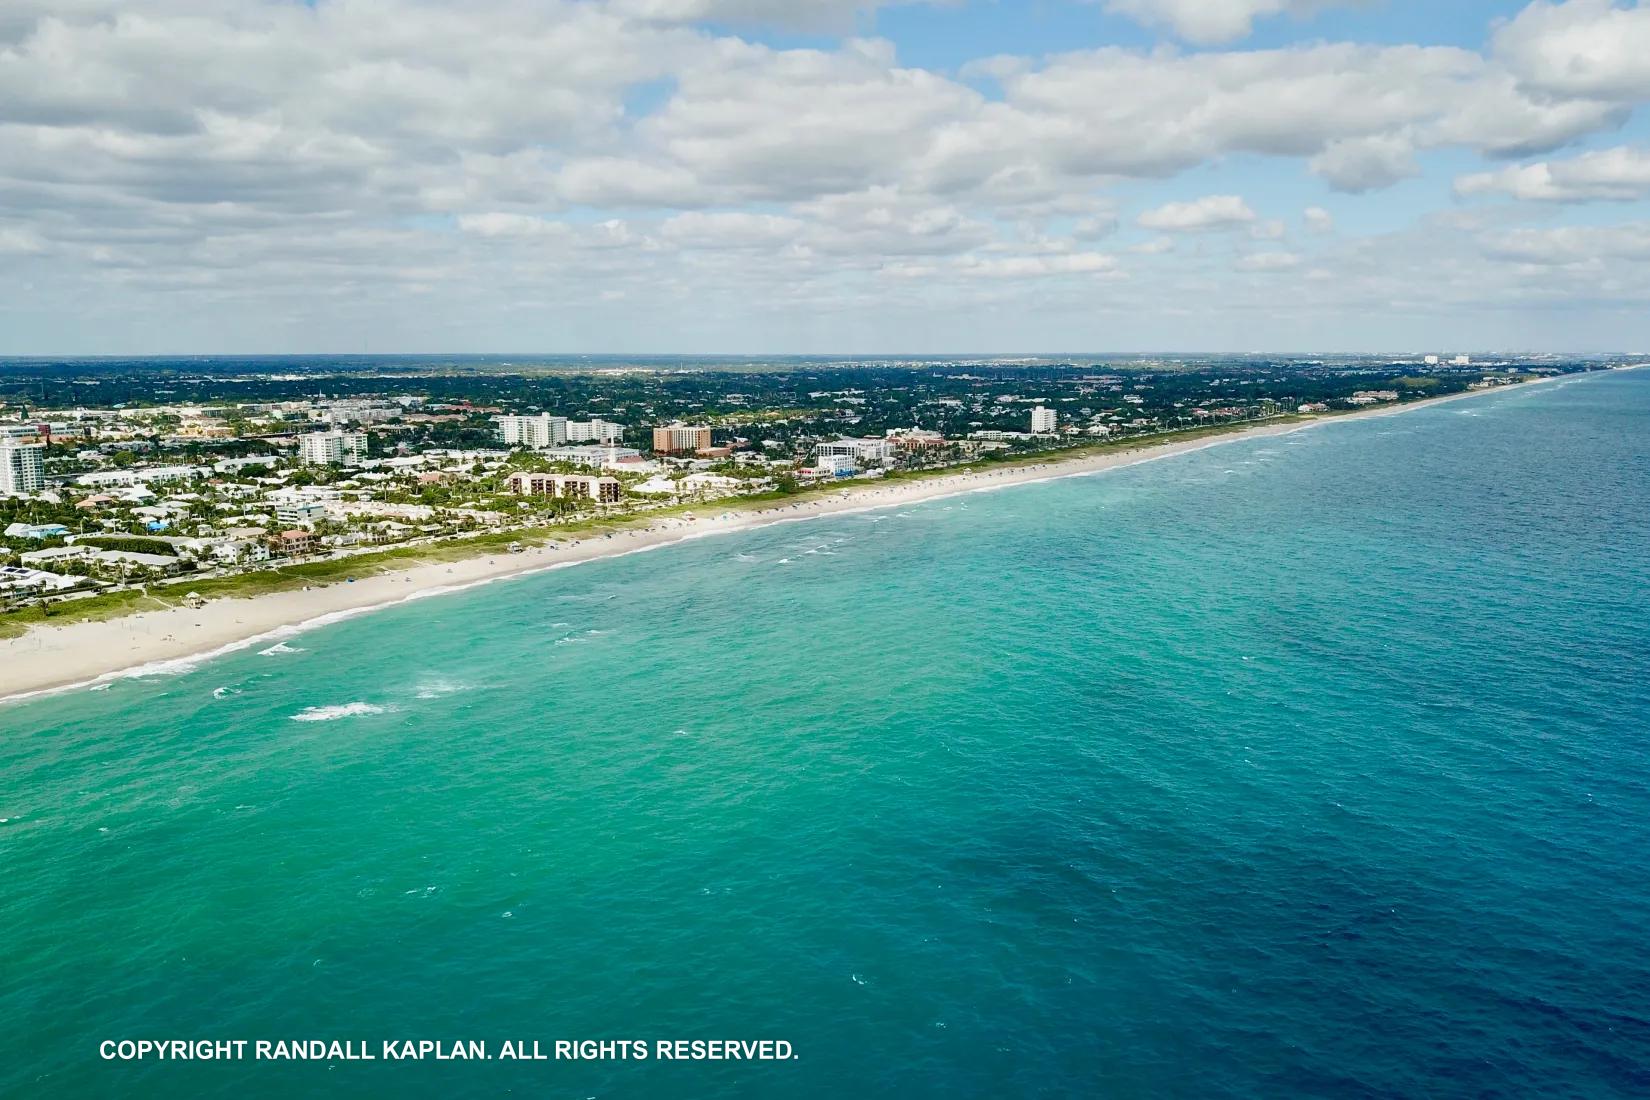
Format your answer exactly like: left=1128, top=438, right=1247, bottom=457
left=0, top=374, right=1584, bottom=705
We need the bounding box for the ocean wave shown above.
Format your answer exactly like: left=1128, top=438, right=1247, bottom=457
left=290, top=702, right=388, bottom=722
left=259, top=641, right=303, bottom=656
left=413, top=677, right=470, bottom=699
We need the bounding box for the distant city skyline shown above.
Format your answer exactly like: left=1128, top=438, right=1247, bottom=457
left=4, top=1, right=1650, bottom=354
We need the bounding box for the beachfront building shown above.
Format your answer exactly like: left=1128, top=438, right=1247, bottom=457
left=814, top=438, right=896, bottom=466
left=0, top=565, right=87, bottom=594
left=298, top=430, right=368, bottom=467
left=807, top=453, right=858, bottom=478
left=270, top=529, right=315, bottom=556
left=0, top=441, right=45, bottom=494
left=886, top=428, right=947, bottom=452
left=506, top=472, right=621, bottom=503
left=1030, top=406, right=1058, bottom=433
left=652, top=424, right=712, bottom=454
left=93, top=549, right=182, bottom=574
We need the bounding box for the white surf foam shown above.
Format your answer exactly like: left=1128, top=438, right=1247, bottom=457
left=290, top=702, right=387, bottom=722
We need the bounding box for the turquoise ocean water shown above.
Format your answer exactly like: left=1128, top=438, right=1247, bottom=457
left=3, top=371, right=1648, bottom=1097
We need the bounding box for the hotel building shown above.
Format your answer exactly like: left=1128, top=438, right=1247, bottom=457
left=652, top=424, right=713, bottom=454
left=814, top=438, right=896, bottom=465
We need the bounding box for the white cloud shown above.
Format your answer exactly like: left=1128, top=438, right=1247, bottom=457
left=659, top=210, right=803, bottom=247
left=1455, top=146, right=1650, bottom=203
left=1495, top=0, right=1650, bottom=102
left=457, top=213, right=570, bottom=239
left=606, top=0, right=922, bottom=32
left=1073, top=214, right=1120, bottom=240
left=0, top=227, right=47, bottom=254
left=1129, top=236, right=1175, bottom=254
left=1303, top=206, right=1334, bottom=233
left=957, top=252, right=1119, bottom=277
left=1480, top=222, right=1650, bottom=266
left=624, top=37, right=982, bottom=203
left=1101, top=0, right=1336, bottom=45
left=1235, top=250, right=1303, bottom=271
left=1138, top=195, right=1256, bottom=232
left=2, top=0, right=1649, bottom=352
left=794, top=188, right=993, bottom=256
left=1309, top=134, right=1419, bottom=192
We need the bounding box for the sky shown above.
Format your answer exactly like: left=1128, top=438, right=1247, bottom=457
left=4, top=0, right=1650, bottom=355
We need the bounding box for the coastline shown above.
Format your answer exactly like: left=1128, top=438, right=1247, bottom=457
left=0, top=375, right=1576, bottom=704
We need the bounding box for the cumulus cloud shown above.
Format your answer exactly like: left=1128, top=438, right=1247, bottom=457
left=1455, top=146, right=1650, bottom=202
left=1138, top=195, right=1256, bottom=231
left=1303, top=206, right=1335, bottom=233
left=606, top=0, right=923, bottom=32
left=1495, top=0, right=1650, bottom=102
left=1101, top=0, right=1338, bottom=45
left=1309, top=134, right=1420, bottom=192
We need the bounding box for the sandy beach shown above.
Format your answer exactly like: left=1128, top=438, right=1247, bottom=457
left=0, top=378, right=1567, bottom=704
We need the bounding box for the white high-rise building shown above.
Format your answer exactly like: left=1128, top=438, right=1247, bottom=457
left=564, top=419, right=624, bottom=443
left=496, top=414, right=568, bottom=449
left=297, top=431, right=368, bottom=467
left=0, top=442, right=45, bottom=494
left=1030, top=406, right=1058, bottom=433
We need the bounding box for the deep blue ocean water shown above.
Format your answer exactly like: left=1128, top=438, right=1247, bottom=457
left=3, top=371, right=1648, bottom=1097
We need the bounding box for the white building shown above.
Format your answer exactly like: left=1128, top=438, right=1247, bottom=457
left=0, top=565, right=86, bottom=593
left=496, top=415, right=619, bottom=448
left=813, top=438, right=895, bottom=465
left=0, top=424, right=46, bottom=444
left=274, top=500, right=330, bottom=526
left=543, top=444, right=641, bottom=468
left=497, top=414, right=566, bottom=448
left=20, top=545, right=96, bottom=566
left=811, top=453, right=858, bottom=476
left=298, top=431, right=367, bottom=467
left=565, top=419, right=624, bottom=443
left=1030, top=406, right=1058, bottom=433
left=323, top=400, right=398, bottom=426
left=0, top=442, right=45, bottom=494
left=1424, top=355, right=1440, bottom=366
left=1452, top=355, right=1472, bottom=366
